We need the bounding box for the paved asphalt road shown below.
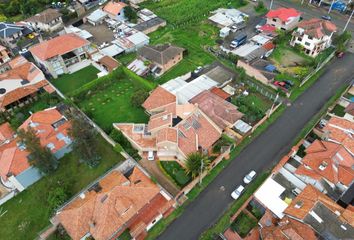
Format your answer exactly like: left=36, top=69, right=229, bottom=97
left=158, top=53, right=354, bottom=240
left=263, top=0, right=354, bottom=33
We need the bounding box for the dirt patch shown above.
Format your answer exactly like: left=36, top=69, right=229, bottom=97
left=80, top=23, right=114, bottom=45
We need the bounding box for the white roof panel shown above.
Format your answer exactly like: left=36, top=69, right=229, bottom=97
left=232, top=43, right=260, bottom=57
left=254, top=177, right=289, bottom=218
left=87, top=9, right=107, bottom=22
left=127, top=31, right=149, bottom=45
left=100, top=44, right=124, bottom=57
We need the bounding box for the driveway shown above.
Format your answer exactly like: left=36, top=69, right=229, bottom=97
left=140, top=158, right=180, bottom=197
left=157, top=53, right=354, bottom=240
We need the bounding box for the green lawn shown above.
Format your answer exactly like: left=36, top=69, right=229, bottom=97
left=51, top=65, right=100, bottom=94
left=78, top=77, right=149, bottom=132
left=159, top=161, right=191, bottom=187
left=232, top=91, right=273, bottom=124
left=230, top=211, right=257, bottom=237
left=0, top=140, right=124, bottom=240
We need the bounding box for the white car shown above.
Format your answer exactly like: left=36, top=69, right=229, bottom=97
left=243, top=170, right=256, bottom=184
left=231, top=185, right=245, bottom=200
left=147, top=151, right=154, bottom=161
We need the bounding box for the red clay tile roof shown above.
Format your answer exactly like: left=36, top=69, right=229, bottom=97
left=261, top=216, right=317, bottom=240
left=177, top=109, right=221, bottom=157
left=190, top=90, right=243, bottom=129
left=156, top=128, right=177, bottom=144
left=29, top=33, right=89, bottom=61
left=147, top=112, right=173, bottom=132
left=142, top=86, right=176, bottom=112
left=260, top=24, right=277, bottom=32
left=103, top=1, right=127, bottom=16
left=114, top=123, right=156, bottom=150
left=0, top=80, right=49, bottom=109
left=98, top=56, right=119, bottom=72
left=210, top=87, right=231, bottom=100
left=58, top=167, right=171, bottom=240
left=0, top=138, right=30, bottom=180
left=298, top=18, right=337, bottom=39
left=322, top=116, right=354, bottom=153
left=19, top=108, right=71, bottom=154
left=262, top=42, right=275, bottom=51
left=0, top=122, right=14, bottom=142
left=266, top=8, right=301, bottom=22
left=284, top=185, right=347, bottom=221
left=295, top=140, right=354, bottom=186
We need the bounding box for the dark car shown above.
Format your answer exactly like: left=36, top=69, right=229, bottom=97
left=321, top=15, right=331, bottom=21
left=284, top=80, right=294, bottom=86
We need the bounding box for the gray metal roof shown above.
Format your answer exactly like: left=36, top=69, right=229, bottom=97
left=138, top=44, right=184, bottom=65
left=0, top=22, right=26, bottom=38
left=15, top=166, right=42, bottom=189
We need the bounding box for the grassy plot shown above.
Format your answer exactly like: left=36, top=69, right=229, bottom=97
left=0, top=140, right=124, bottom=240
left=230, top=211, right=257, bottom=237
left=51, top=65, right=100, bottom=94
left=159, top=161, right=191, bottom=187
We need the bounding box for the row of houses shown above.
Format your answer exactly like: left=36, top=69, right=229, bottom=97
left=228, top=86, right=354, bottom=239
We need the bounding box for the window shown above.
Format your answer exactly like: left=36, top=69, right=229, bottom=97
left=297, top=37, right=302, bottom=42
left=308, top=36, right=313, bottom=40
left=305, top=42, right=310, bottom=46
left=272, top=18, right=277, bottom=22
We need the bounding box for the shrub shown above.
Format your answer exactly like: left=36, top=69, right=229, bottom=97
left=131, top=89, right=149, bottom=107
left=110, top=129, right=140, bottom=160
left=47, top=187, right=68, bottom=212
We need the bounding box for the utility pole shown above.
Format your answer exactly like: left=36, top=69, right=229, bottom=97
left=268, top=93, right=279, bottom=118
left=328, top=0, right=335, bottom=14
left=270, top=0, right=274, bottom=10
left=343, top=9, right=354, bottom=32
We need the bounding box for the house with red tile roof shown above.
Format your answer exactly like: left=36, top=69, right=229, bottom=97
left=29, top=33, right=92, bottom=78
left=103, top=1, right=127, bottom=21
left=294, top=139, right=354, bottom=192
left=0, top=56, right=54, bottom=112
left=290, top=18, right=337, bottom=57
left=322, top=116, right=354, bottom=154
left=55, top=165, right=174, bottom=240
left=284, top=185, right=354, bottom=239
left=266, top=8, right=301, bottom=31
left=0, top=107, right=72, bottom=193
left=142, top=86, right=176, bottom=114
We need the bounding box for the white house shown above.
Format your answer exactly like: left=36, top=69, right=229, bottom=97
left=265, top=8, right=301, bottom=31
left=29, top=33, right=93, bottom=78
left=24, top=8, right=63, bottom=32
left=290, top=18, right=337, bottom=57
left=103, top=1, right=127, bottom=22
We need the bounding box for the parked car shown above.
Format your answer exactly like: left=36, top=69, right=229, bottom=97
left=231, top=185, right=245, bottom=200
left=274, top=81, right=286, bottom=87
left=194, top=66, right=203, bottom=74
left=255, top=18, right=266, bottom=30
left=243, top=170, right=257, bottom=184
left=148, top=151, right=154, bottom=161
left=230, top=33, right=247, bottom=48
left=321, top=15, right=331, bottom=21
left=284, top=80, right=294, bottom=87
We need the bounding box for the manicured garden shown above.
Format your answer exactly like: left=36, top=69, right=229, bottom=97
left=0, top=140, right=124, bottom=240
left=159, top=161, right=191, bottom=188
left=72, top=67, right=155, bottom=133
left=51, top=65, right=100, bottom=95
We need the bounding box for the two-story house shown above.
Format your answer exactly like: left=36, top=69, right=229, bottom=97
left=265, top=8, right=301, bottom=31
left=0, top=56, right=54, bottom=112
left=137, top=44, right=185, bottom=76
left=0, top=107, right=72, bottom=193
left=24, top=8, right=63, bottom=32
left=290, top=18, right=337, bottom=57
left=0, top=22, right=34, bottom=52
left=102, top=1, right=127, bottom=22
left=29, top=33, right=92, bottom=78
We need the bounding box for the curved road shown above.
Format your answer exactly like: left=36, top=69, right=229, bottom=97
left=158, top=53, right=354, bottom=240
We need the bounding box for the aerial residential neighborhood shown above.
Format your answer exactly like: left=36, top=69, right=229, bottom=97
left=0, top=0, right=353, bottom=240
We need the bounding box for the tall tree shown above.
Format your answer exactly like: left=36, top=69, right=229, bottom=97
left=68, top=110, right=100, bottom=167
left=18, top=128, right=57, bottom=174
left=184, top=152, right=210, bottom=179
